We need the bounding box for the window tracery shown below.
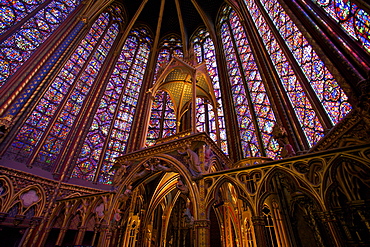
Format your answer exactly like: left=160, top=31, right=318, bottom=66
left=220, top=7, right=281, bottom=158
left=192, top=29, right=228, bottom=154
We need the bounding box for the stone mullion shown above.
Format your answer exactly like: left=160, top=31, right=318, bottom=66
left=21, top=217, right=43, bottom=246
left=295, top=197, right=326, bottom=247
left=279, top=0, right=359, bottom=106
left=0, top=4, right=85, bottom=113
left=349, top=201, right=370, bottom=244
left=98, top=224, right=112, bottom=246
left=255, top=0, right=333, bottom=131
left=225, top=18, right=267, bottom=157
left=272, top=176, right=298, bottom=246
left=91, top=224, right=101, bottom=246
left=90, top=34, right=140, bottom=183
left=213, top=34, right=244, bottom=162
left=25, top=16, right=112, bottom=171
left=194, top=219, right=211, bottom=247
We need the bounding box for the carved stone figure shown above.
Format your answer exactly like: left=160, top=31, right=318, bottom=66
left=150, top=158, right=173, bottom=172
left=133, top=162, right=153, bottom=181
left=176, top=178, right=189, bottom=194
left=111, top=161, right=130, bottom=191
left=183, top=201, right=194, bottom=225
left=272, top=124, right=296, bottom=158
left=114, top=208, right=122, bottom=221
left=178, top=144, right=202, bottom=176
left=204, top=145, right=214, bottom=171
left=118, top=185, right=133, bottom=203
left=0, top=115, right=13, bottom=141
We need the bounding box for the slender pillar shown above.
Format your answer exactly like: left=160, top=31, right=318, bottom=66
left=194, top=220, right=210, bottom=246
left=192, top=71, right=197, bottom=133
left=74, top=226, right=87, bottom=245
left=55, top=227, right=68, bottom=246
left=319, top=211, right=345, bottom=247
left=98, top=224, right=112, bottom=246
left=21, top=217, right=43, bottom=246
left=251, top=216, right=268, bottom=247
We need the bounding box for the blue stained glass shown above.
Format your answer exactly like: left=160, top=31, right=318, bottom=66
left=312, top=0, right=370, bottom=53
left=260, top=0, right=351, bottom=125
left=72, top=28, right=151, bottom=183
left=193, top=31, right=228, bottom=154
left=221, top=7, right=282, bottom=158
left=146, top=36, right=182, bottom=146
left=7, top=12, right=112, bottom=166
left=0, top=0, right=81, bottom=88
left=244, top=0, right=325, bottom=146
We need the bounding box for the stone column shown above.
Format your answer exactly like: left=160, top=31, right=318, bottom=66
left=319, top=211, right=345, bottom=247
left=193, top=219, right=210, bottom=246
left=55, top=227, right=68, bottom=246
left=251, top=216, right=267, bottom=247
left=98, top=224, right=112, bottom=246
left=91, top=224, right=101, bottom=246
left=21, top=216, right=43, bottom=246
left=74, top=226, right=87, bottom=245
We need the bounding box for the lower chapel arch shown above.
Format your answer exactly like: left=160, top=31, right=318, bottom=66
left=109, top=155, right=202, bottom=247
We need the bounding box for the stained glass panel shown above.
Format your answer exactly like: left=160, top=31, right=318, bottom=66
left=192, top=30, right=229, bottom=154
left=98, top=40, right=151, bottom=184
left=146, top=37, right=182, bottom=146
left=260, top=0, right=351, bottom=125
left=220, top=8, right=281, bottom=158
left=71, top=35, right=138, bottom=181
left=244, top=0, right=325, bottom=146
left=221, top=19, right=261, bottom=157
left=34, top=21, right=119, bottom=170
left=0, top=0, right=81, bottom=88
left=7, top=13, right=112, bottom=169
left=312, top=0, right=370, bottom=54
left=0, top=0, right=45, bottom=35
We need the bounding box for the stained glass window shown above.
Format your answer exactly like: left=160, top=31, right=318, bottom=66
left=146, top=36, right=182, bottom=146
left=220, top=7, right=281, bottom=158
left=0, top=0, right=81, bottom=88
left=72, top=28, right=152, bottom=184
left=7, top=12, right=118, bottom=172
left=146, top=90, right=176, bottom=146
left=311, top=0, right=370, bottom=54
left=192, top=29, right=228, bottom=154
left=0, top=0, right=44, bottom=35
left=260, top=0, right=351, bottom=125
left=243, top=0, right=326, bottom=146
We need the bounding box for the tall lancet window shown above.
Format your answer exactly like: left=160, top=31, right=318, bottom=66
left=258, top=0, right=352, bottom=125
left=0, top=0, right=82, bottom=88
left=146, top=36, right=183, bottom=146
left=72, top=28, right=152, bottom=184
left=243, top=0, right=351, bottom=145
left=220, top=7, right=281, bottom=159
left=192, top=29, right=228, bottom=154
left=310, top=0, right=370, bottom=53
left=7, top=10, right=121, bottom=173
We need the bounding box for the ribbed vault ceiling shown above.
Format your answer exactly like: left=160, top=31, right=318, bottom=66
left=119, top=0, right=226, bottom=40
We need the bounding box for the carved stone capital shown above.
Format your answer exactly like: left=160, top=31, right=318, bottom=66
left=251, top=216, right=265, bottom=226
left=193, top=219, right=210, bottom=228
